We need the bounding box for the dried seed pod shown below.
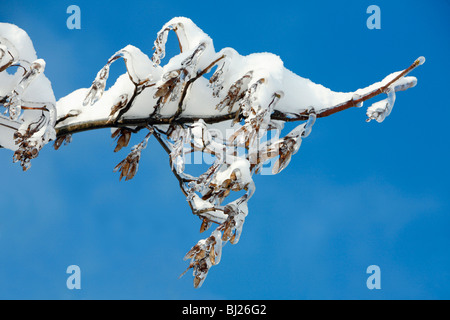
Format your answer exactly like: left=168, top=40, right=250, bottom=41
left=113, top=129, right=152, bottom=181
left=54, top=134, right=72, bottom=150
left=209, top=246, right=216, bottom=265
left=108, top=94, right=129, bottom=122
left=221, top=179, right=231, bottom=189
left=200, top=218, right=211, bottom=233
left=112, top=128, right=132, bottom=153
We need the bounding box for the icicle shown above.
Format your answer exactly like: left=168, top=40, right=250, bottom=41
left=83, top=64, right=110, bottom=106
left=366, top=86, right=396, bottom=123
left=108, top=94, right=129, bottom=122
left=219, top=200, right=249, bottom=245
left=182, top=42, right=206, bottom=71
left=211, top=229, right=223, bottom=265
left=6, top=59, right=46, bottom=121
left=392, top=76, right=417, bottom=92
left=208, top=48, right=236, bottom=98
left=0, top=36, right=19, bottom=62
left=302, top=112, right=316, bottom=138
left=230, top=201, right=248, bottom=245
left=352, top=93, right=363, bottom=108
left=187, top=157, right=224, bottom=199
left=170, top=71, right=186, bottom=102
left=239, top=78, right=265, bottom=118
left=0, top=44, right=11, bottom=70
left=152, top=25, right=172, bottom=65
left=216, top=70, right=253, bottom=112
left=172, top=146, right=185, bottom=173
left=190, top=119, right=212, bottom=150
left=270, top=121, right=310, bottom=175
left=417, top=56, right=426, bottom=65
left=168, top=125, right=189, bottom=174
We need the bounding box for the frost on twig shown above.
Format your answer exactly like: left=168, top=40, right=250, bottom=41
left=0, top=17, right=425, bottom=288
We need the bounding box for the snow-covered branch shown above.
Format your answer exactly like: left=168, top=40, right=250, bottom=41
left=0, top=17, right=424, bottom=288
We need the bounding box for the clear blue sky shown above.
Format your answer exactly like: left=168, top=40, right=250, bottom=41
left=0, top=0, right=449, bottom=299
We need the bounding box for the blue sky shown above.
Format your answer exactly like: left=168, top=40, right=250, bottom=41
left=0, top=0, right=449, bottom=299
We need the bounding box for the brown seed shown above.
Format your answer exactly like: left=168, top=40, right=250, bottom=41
left=223, top=189, right=231, bottom=198
left=111, top=128, right=120, bottom=139
left=54, top=136, right=64, bottom=150
left=200, top=219, right=210, bottom=233
left=197, top=250, right=206, bottom=260
left=221, top=179, right=231, bottom=189
left=231, top=184, right=242, bottom=192
left=230, top=233, right=236, bottom=244
left=193, top=276, right=201, bottom=288
left=119, top=162, right=130, bottom=181
left=126, top=162, right=137, bottom=181
left=209, top=249, right=216, bottom=265
left=222, top=226, right=231, bottom=241
left=30, top=148, right=39, bottom=158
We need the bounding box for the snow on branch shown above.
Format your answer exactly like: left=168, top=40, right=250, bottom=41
left=0, top=23, right=56, bottom=170
left=0, top=17, right=425, bottom=287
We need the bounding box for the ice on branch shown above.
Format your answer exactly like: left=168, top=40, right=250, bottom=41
left=0, top=23, right=56, bottom=170
left=0, top=17, right=424, bottom=287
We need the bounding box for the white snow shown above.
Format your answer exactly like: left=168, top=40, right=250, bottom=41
left=0, top=23, right=56, bottom=153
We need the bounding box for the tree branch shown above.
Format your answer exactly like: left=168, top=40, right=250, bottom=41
left=53, top=57, right=423, bottom=138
